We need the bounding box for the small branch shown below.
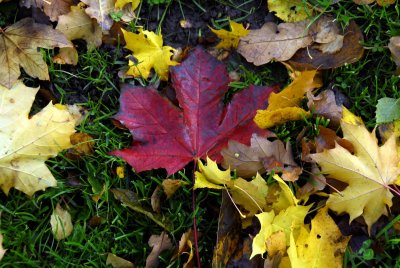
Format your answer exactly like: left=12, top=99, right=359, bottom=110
left=192, top=160, right=201, bottom=268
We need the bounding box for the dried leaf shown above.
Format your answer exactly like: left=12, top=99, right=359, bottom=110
left=106, top=253, right=134, bottom=268
left=238, top=20, right=312, bottom=65
left=53, top=47, right=79, bottom=65
left=151, top=185, right=162, bottom=213
left=20, top=0, right=74, bottom=21
left=307, top=90, right=342, bottom=126
left=0, top=18, right=72, bottom=88
left=0, top=233, right=6, bottom=261
left=146, top=232, right=173, bottom=268
left=287, top=21, right=364, bottom=70
left=310, top=16, right=344, bottom=54
left=70, top=133, right=95, bottom=155
left=0, top=81, right=77, bottom=196
left=210, top=19, right=249, bottom=49
left=173, top=230, right=194, bottom=268
left=50, top=204, right=73, bottom=240
left=81, top=0, right=114, bottom=31
left=162, top=179, right=186, bottom=199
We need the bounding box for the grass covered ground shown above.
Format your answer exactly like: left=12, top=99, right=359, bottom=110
left=1, top=0, right=400, bottom=267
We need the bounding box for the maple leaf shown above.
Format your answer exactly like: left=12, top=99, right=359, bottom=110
left=81, top=0, right=114, bottom=32
left=20, top=0, right=74, bottom=21
left=111, top=47, right=276, bottom=174
left=210, top=19, right=249, bottom=49
left=238, top=20, right=312, bottom=65
left=268, top=0, right=310, bottom=22
left=122, top=28, right=179, bottom=81
left=0, top=18, right=72, bottom=88
left=311, top=111, right=400, bottom=232
left=254, top=70, right=322, bottom=129
left=0, top=81, right=77, bottom=196
left=287, top=207, right=350, bottom=267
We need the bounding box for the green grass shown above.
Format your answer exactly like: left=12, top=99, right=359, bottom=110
left=2, top=0, right=400, bottom=267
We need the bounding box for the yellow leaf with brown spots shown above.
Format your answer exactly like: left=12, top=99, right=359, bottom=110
left=0, top=81, right=77, bottom=196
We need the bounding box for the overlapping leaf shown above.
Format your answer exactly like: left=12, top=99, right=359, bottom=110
left=111, top=47, right=276, bottom=174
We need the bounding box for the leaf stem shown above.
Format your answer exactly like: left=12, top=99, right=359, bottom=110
left=192, top=160, right=201, bottom=268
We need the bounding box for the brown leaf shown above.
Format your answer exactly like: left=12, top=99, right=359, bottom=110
left=307, top=90, right=343, bottom=127
left=106, top=253, right=134, bottom=268
left=238, top=20, right=312, bottom=65
left=287, top=21, right=364, bottom=70
left=81, top=0, right=114, bottom=32
left=0, top=18, right=72, bottom=88
left=221, top=134, right=300, bottom=180
left=315, top=126, right=354, bottom=154
left=162, top=179, right=187, bottom=199
left=70, top=132, right=95, bottom=155
left=20, top=0, right=74, bottom=21
left=298, top=163, right=326, bottom=197
left=146, top=232, right=173, bottom=268
left=172, top=229, right=194, bottom=268
left=151, top=185, right=162, bottom=213
left=53, top=47, right=79, bottom=65
left=389, top=36, right=400, bottom=69
left=310, top=16, right=344, bottom=54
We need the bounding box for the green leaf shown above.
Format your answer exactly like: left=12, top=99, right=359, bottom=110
left=376, top=97, right=400, bottom=124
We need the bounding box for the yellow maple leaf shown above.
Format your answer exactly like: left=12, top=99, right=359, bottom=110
left=0, top=81, right=77, bottom=196
left=122, top=28, right=179, bottom=81
left=287, top=207, right=350, bottom=267
left=268, top=0, right=310, bottom=22
left=254, top=70, right=322, bottom=129
left=311, top=110, right=400, bottom=233
left=210, top=19, right=249, bottom=49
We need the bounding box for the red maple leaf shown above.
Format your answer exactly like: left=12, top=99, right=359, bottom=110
left=111, top=47, right=276, bottom=175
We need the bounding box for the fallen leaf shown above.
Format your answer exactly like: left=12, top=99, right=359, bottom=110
left=311, top=112, right=400, bottom=232
left=173, top=229, right=194, bottom=268
left=70, top=132, right=95, bottom=155
left=55, top=5, right=103, bottom=50
left=376, top=97, right=400, bottom=124
left=221, top=134, right=300, bottom=180
left=111, top=188, right=173, bottom=231
left=238, top=20, right=312, bottom=65
left=210, top=19, right=249, bottom=49
left=353, top=0, right=394, bottom=5
left=0, top=81, right=77, bottom=196
left=0, top=233, right=6, bottom=261
left=146, top=232, right=173, bottom=268
left=267, top=0, right=310, bottom=22
left=310, top=16, right=344, bottom=54
left=81, top=0, right=114, bottom=31
left=307, top=90, right=342, bottom=126
left=315, top=126, right=354, bottom=154
left=115, top=0, right=140, bottom=10
left=287, top=207, right=350, bottom=267
left=151, top=185, right=162, bottom=213
left=111, top=47, right=276, bottom=174
left=389, top=36, right=400, bottom=70
left=162, top=179, right=187, bottom=199
left=287, top=21, right=364, bottom=70
left=20, top=0, right=74, bottom=21
left=50, top=204, right=73, bottom=240
left=122, top=28, right=179, bottom=80
left=53, top=47, right=79, bottom=65
left=254, top=70, right=322, bottom=129
left=106, top=253, right=134, bottom=268
left=0, top=18, right=72, bottom=88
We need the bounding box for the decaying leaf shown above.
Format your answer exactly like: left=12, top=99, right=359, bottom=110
left=310, top=16, right=344, bottom=54
left=70, top=132, right=95, bottom=155
left=311, top=111, right=400, bottom=232
left=0, top=81, right=77, bottom=196
left=122, top=28, right=179, bottom=80
left=151, top=185, right=162, bottom=213
left=53, top=47, right=79, bottom=65
left=238, top=20, right=312, bottom=65
left=173, top=229, right=194, bottom=268
left=50, top=204, right=73, bottom=240
left=146, top=232, right=173, bottom=268
left=210, top=19, right=249, bottom=49
left=20, top=0, right=74, bottom=21
left=287, top=207, right=350, bottom=267
left=221, top=133, right=300, bottom=180
left=254, top=70, right=322, bottom=129
left=106, top=253, right=134, bottom=268
left=389, top=36, right=400, bottom=70
left=287, top=21, right=364, bottom=70
left=162, top=179, right=187, bottom=199
left=111, top=188, right=173, bottom=231
left=268, top=0, right=310, bottom=22
left=111, top=48, right=275, bottom=174
left=0, top=18, right=72, bottom=88
left=81, top=0, right=114, bottom=31
left=0, top=233, right=6, bottom=261
left=55, top=5, right=102, bottom=51
left=307, top=90, right=342, bottom=126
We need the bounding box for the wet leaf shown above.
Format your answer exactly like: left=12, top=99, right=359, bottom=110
left=0, top=18, right=72, bottom=88
left=50, top=204, right=73, bottom=240
left=111, top=47, right=275, bottom=174
left=238, top=20, right=312, bottom=65
left=210, top=19, right=249, bottom=49
left=0, top=81, right=77, bottom=196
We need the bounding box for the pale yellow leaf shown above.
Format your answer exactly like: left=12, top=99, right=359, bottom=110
left=50, top=204, right=73, bottom=240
